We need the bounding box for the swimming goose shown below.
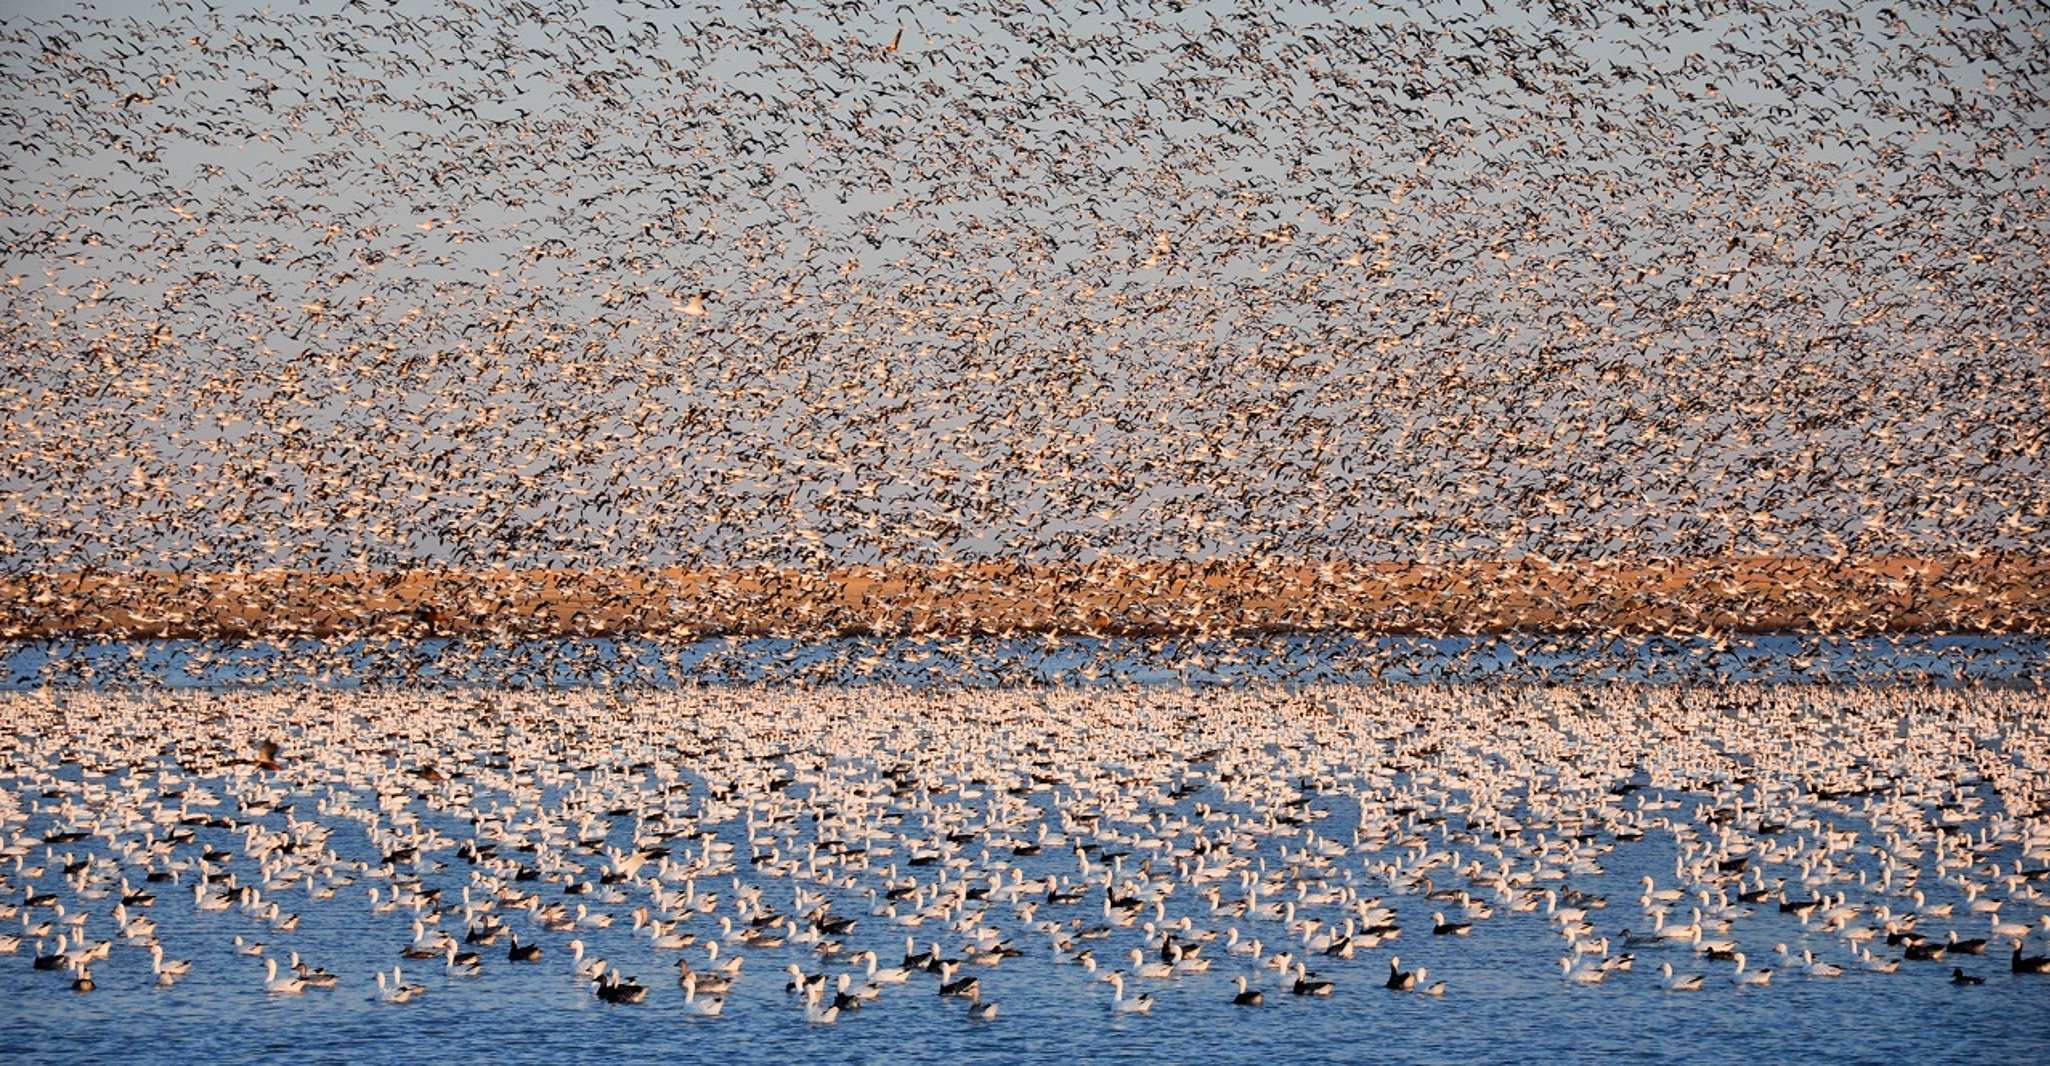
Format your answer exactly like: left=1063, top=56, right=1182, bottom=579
left=1778, top=890, right=1822, bottom=919
left=569, top=939, right=604, bottom=980
left=594, top=970, right=649, bottom=1004
left=290, top=951, right=340, bottom=988
left=1291, top=961, right=1334, bottom=996
left=1231, top=974, right=1263, bottom=1006
left=862, top=950, right=910, bottom=984
left=32, top=935, right=69, bottom=971
left=676, top=957, right=734, bottom=993
left=400, top=933, right=442, bottom=960
left=938, top=965, right=981, bottom=999
left=1659, top=962, right=1704, bottom=991
left=1800, top=949, right=1842, bottom=978
left=1656, top=910, right=1700, bottom=943
left=150, top=943, right=190, bottom=985
left=113, top=903, right=154, bottom=940
left=443, top=942, right=481, bottom=977
left=1559, top=957, right=1605, bottom=984
left=1991, top=913, right=2031, bottom=940
left=803, top=985, right=839, bottom=1024
left=682, top=973, right=725, bottom=1016
left=1107, top=972, right=1152, bottom=1013
left=648, top=921, right=696, bottom=951
left=1729, top=953, right=1771, bottom=987
left=374, top=967, right=422, bottom=1004
left=263, top=957, right=306, bottom=995
left=1129, top=947, right=1173, bottom=979
left=1225, top=928, right=1258, bottom=956
left=734, top=917, right=785, bottom=949
left=1620, top=927, right=1663, bottom=948
left=1386, top=956, right=1418, bottom=990
left=1910, top=890, right=1951, bottom=918
left=265, top=903, right=300, bottom=933
left=785, top=963, right=828, bottom=995
left=464, top=919, right=504, bottom=945
left=1692, top=926, right=1738, bottom=960
left=832, top=972, right=876, bottom=1010
left=73, top=933, right=113, bottom=964
left=703, top=942, right=743, bottom=976
left=1903, top=939, right=1946, bottom=961
left=1544, top=890, right=1585, bottom=925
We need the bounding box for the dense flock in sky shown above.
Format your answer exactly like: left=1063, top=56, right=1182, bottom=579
left=2, top=6, right=2048, bottom=1054
left=3, top=0, right=2046, bottom=573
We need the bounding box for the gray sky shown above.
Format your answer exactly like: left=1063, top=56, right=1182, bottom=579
left=1, top=0, right=2045, bottom=571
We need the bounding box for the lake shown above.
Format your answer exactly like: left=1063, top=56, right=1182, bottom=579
left=1, top=679, right=2045, bottom=1064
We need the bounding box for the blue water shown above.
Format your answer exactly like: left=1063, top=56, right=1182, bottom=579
left=1, top=684, right=2047, bottom=1065
left=1, top=646, right=2046, bottom=1064
left=3, top=633, right=2045, bottom=689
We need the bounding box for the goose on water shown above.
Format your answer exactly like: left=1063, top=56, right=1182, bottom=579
left=1107, top=972, right=1153, bottom=1014
left=682, top=973, right=726, bottom=1016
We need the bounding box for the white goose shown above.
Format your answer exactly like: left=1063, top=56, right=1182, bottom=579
left=1559, top=956, right=1605, bottom=984
left=682, top=973, right=724, bottom=1017
left=374, top=967, right=421, bottom=1004
left=1659, top=961, right=1704, bottom=991
left=263, top=957, right=306, bottom=995
left=569, top=939, right=605, bottom=980
left=863, top=950, right=910, bottom=985
left=1129, top=947, right=1174, bottom=979
left=802, top=985, right=839, bottom=1025
left=150, top=943, right=191, bottom=985
left=1801, top=948, right=1843, bottom=978
left=1108, top=972, right=1153, bottom=1013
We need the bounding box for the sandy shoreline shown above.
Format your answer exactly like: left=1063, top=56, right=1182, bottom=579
left=1, top=555, right=2044, bottom=641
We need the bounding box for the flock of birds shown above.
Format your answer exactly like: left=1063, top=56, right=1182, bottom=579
left=2, top=684, right=2047, bottom=1031
left=1, top=1, right=2045, bottom=1047
left=11, top=627, right=2048, bottom=693
left=2, top=0, right=2046, bottom=579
